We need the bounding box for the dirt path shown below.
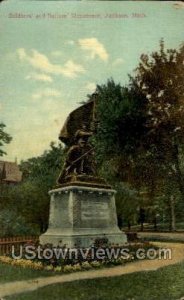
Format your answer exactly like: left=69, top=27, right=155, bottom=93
left=0, top=242, right=183, bottom=298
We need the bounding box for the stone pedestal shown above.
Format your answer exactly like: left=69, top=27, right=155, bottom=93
left=40, top=186, right=127, bottom=247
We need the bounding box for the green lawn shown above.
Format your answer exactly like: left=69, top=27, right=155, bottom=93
left=0, top=263, right=54, bottom=283
left=123, top=222, right=184, bottom=232
left=7, top=262, right=184, bottom=300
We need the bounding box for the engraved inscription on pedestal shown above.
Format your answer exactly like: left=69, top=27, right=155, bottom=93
left=81, top=201, right=109, bottom=220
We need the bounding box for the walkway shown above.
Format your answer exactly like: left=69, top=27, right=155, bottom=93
left=138, top=231, right=184, bottom=242
left=0, top=242, right=183, bottom=298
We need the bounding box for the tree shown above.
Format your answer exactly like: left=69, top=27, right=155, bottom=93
left=0, top=142, right=65, bottom=235
left=94, top=79, right=146, bottom=162
left=0, top=123, right=12, bottom=156
left=131, top=40, right=184, bottom=230
left=92, top=79, right=147, bottom=226
left=0, top=208, right=35, bottom=237
left=19, top=142, right=65, bottom=233
left=93, top=41, right=184, bottom=230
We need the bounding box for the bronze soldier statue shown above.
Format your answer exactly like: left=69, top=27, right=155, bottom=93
left=57, top=94, right=109, bottom=188
left=58, top=126, right=96, bottom=183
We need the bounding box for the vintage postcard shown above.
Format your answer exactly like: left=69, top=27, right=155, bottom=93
left=0, top=1, right=184, bottom=299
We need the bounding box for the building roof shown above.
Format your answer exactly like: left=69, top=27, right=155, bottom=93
left=0, top=161, right=22, bottom=183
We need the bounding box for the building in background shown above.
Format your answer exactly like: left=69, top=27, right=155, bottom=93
left=0, top=161, right=22, bottom=185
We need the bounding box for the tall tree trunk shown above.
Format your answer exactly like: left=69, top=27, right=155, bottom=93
left=170, top=195, right=176, bottom=232
left=153, top=215, right=157, bottom=231
left=128, top=221, right=131, bottom=230
left=173, top=143, right=184, bottom=198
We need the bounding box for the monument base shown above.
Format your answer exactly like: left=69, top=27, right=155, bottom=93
left=40, top=185, right=127, bottom=248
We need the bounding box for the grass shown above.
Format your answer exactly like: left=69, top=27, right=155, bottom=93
left=6, top=261, right=184, bottom=300
left=0, top=262, right=54, bottom=283
left=123, top=222, right=184, bottom=232
left=140, top=236, right=184, bottom=243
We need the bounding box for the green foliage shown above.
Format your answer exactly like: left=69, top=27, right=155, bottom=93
left=94, top=79, right=147, bottom=162
left=20, top=142, right=63, bottom=186
left=0, top=142, right=65, bottom=236
left=93, top=41, right=184, bottom=229
left=19, top=142, right=65, bottom=233
left=0, top=123, right=12, bottom=156
left=92, top=79, right=148, bottom=225
left=115, top=183, right=140, bottom=227
left=0, top=209, right=35, bottom=237
left=132, top=40, right=184, bottom=159
left=131, top=40, right=184, bottom=229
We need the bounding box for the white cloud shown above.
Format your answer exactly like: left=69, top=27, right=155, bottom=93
left=78, top=38, right=108, bottom=61
left=32, top=88, right=61, bottom=100
left=112, top=58, right=124, bottom=66
left=26, top=73, right=53, bottom=82
left=17, top=48, right=85, bottom=78
left=86, top=82, right=96, bottom=92
left=61, top=60, right=85, bottom=78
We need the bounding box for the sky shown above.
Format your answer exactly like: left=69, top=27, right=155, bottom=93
left=0, top=1, right=184, bottom=162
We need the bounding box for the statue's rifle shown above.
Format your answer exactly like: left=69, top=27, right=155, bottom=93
left=65, top=148, right=94, bottom=173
